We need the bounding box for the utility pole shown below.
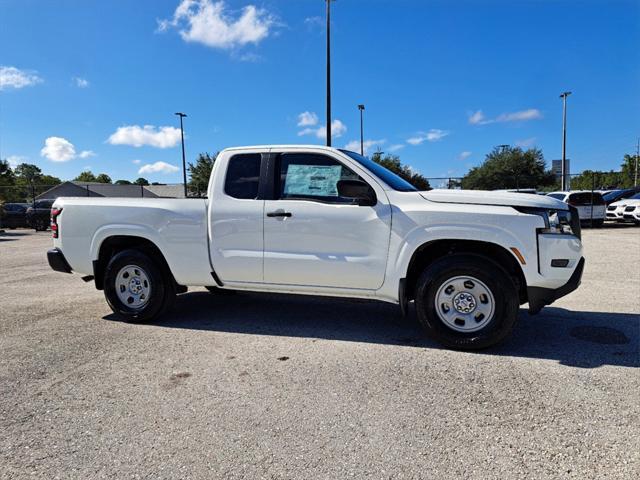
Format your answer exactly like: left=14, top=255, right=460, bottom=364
left=175, top=112, right=188, bottom=198
left=560, top=91, right=572, bottom=191
left=635, top=137, right=639, bottom=187
left=325, top=0, right=334, bottom=147
left=358, top=104, right=365, bottom=155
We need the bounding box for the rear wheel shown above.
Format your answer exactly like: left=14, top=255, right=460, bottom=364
left=103, top=249, right=175, bottom=323
left=415, top=254, right=519, bottom=350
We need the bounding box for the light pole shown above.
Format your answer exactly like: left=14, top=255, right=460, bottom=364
left=560, top=91, right=572, bottom=191
left=358, top=104, right=365, bottom=155
left=175, top=112, right=188, bottom=198
left=325, top=0, right=334, bottom=147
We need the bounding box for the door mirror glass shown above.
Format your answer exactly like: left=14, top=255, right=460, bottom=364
left=337, top=180, right=376, bottom=206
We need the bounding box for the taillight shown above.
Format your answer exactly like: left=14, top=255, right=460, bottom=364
left=51, top=208, right=62, bottom=238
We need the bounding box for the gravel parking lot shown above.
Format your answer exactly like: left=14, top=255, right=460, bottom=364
left=1, top=227, right=638, bottom=479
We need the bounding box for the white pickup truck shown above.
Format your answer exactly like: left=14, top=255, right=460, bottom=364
left=47, top=146, right=584, bottom=349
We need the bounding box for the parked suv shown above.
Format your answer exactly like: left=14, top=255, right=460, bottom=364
left=547, top=191, right=606, bottom=226
left=26, top=199, right=55, bottom=231
left=0, top=203, right=31, bottom=229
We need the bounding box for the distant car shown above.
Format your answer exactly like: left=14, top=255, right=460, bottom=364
left=606, top=192, right=640, bottom=224
left=0, top=203, right=31, bottom=229
left=26, top=199, right=55, bottom=231
left=546, top=191, right=606, bottom=226
left=602, top=187, right=640, bottom=206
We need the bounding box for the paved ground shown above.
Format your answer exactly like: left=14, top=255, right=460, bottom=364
left=1, top=226, right=638, bottom=479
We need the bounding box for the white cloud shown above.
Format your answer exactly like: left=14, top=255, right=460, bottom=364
left=388, top=144, right=405, bottom=152
left=343, top=139, right=386, bottom=156
left=297, top=111, right=319, bottom=127
left=0, top=66, right=42, bottom=90
left=132, top=159, right=142, bottom=165
left=469, top=108, right=543, bottom=125
left=138, top=161, right=180, bottom=174
left=407, top=129, right=450, bottom=145
left=458, top=151, right=472, bottom=160
left=73, top=77, right=89, bottom=88
left=6, top=155, right=27, bottom=168
left=298, top=119, right=346, bottom=139
left=515, top=137, right=537, bottom=147
left=79, top=150, right=96, bottom=159
left=40, top=137, right=77, bottom=162
left=468, top=110, right=487, bottom=125
left=108, top=125, right=181, bottom=148
left=304, top=16, right=323, bottom=29
left=158, top=0, right=276, bottom=51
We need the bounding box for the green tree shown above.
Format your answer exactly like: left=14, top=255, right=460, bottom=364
left=566, top=154, right=639, bottom=190
left=40, top=174, right=62, bottom=186
left=115, top=179, right=132, bottom=185
left=14, top=163, right=42, bottom=185
left=461, top=146, right=555, bottom=190
left=74, top=171, right=98, bottom=183
left=95, top=173, right=112, bottom=184
left=0, top=160, right=15, bottom=186
left=370, top=151, right=431, bottom=190
left=188, top=152, right=217, bottom=194
left=134, top=177, right=149, bottom=186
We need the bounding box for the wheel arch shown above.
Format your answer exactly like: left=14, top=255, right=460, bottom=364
left=93, top=235, right=173, bottom=290
left=404, top=239, right=527, bottom=304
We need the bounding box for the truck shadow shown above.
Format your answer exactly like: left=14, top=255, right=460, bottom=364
left=106, top=291, right=639, bottom=369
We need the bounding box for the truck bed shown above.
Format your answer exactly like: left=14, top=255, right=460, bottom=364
left=52, top=197, right=213, bottom=286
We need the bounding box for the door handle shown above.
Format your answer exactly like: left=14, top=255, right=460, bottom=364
left=266, top=210, right=292, bottom=218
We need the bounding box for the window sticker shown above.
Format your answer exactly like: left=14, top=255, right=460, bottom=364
left=283, top=164, right=342, bottom=197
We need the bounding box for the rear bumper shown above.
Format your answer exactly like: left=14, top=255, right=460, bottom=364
left=527, top=257, right=585, bottom=314
left=47, top=248, right=72, bottom=273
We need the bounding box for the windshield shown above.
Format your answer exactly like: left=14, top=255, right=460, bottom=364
left=547, top=193, right=566, bottom=200
left=603, top=190, right=623, bottom=201
left=339, top=150, right=418, bottom=192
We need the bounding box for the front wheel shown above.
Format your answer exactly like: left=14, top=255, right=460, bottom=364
left=415, top=254, right=519, bottom=350
left=103, top=249, right=175, bottom=323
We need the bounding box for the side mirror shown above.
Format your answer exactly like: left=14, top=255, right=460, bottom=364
left=337, top=179, right=376, bottom=206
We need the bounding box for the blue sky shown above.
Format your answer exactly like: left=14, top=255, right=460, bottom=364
left=1, top=0, right=638, bottom=184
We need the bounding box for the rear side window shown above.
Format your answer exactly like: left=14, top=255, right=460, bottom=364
left=224, top=154, right=261, bottom=199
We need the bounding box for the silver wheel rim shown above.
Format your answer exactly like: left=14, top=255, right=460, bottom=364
left=434, top=275, right=495, bottom=333
left=115, top=264, right=151, bottom=310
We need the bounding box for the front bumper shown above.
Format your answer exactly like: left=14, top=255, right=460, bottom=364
left=47, top=248, right=72, bottom=273
left=527, top=257, right=584, bottom=314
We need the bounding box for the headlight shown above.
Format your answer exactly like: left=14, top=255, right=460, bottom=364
left=515, top=207, right=574, bottom=235
left=545, top=209, right=574, bottom=235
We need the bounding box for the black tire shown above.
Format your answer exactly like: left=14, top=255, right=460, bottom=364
left=34, top=218, right=48, bottom=231
left=103, top=249, right=175, bottom=323
left=415, top=254, right=519, bottom=350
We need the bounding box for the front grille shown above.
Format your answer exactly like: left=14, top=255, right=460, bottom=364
left=607, top=205, right=617, bottom=211
left=625, top=206, right=636, bottom=212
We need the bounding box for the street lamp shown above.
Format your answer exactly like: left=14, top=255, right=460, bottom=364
left=175, top=112, right=188, bottom=198
left=325, top=0, right=335, bottom=147
left=559, top=91, right=572, bottom=191
left=358, top=104, right=365, bottom=155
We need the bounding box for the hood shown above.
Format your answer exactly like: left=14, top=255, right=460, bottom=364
left=610, top=198, right=640, bottom=207
left=420, top=189, right=568, bottom=210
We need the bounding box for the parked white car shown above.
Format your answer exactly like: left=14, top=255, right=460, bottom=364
left=606, top=193, right=640, bottom=223
left=47, top=145, right=585, bottom=350
left=546, top=191, right=606, bottom=226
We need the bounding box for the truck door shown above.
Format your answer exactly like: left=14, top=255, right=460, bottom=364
left=263, top=151, right=392, bottom=290
left=208, top=152, right=265, bottom=283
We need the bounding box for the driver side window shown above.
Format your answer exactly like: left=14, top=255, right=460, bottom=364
left=276, top=153, right=363, bottom=204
